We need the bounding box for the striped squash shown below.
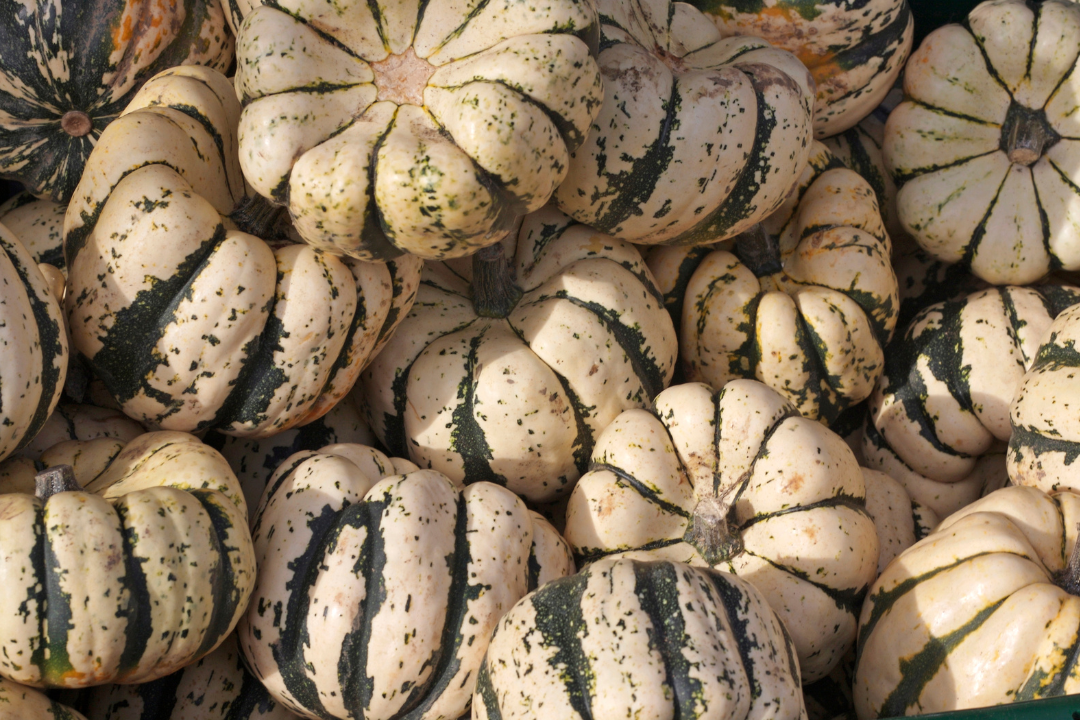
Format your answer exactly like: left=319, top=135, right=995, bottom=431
left=239, top=444, right=574, bottom=720
left=361, top=206, right=677, bottom=503
left=474, top=557, right=806, bottom=720
left=64, top=66, right=422, bottom=438
left=862, top=468, right=938, bottom=575
left=0, top=678, right=86, bottom=720
left=553, top=0, right=814, bottom=246
left=0, top=222, right=68, bottom=464
left=855, top=485, right=1080, bottom=717
left=84, top=633, right=296, bottom=720
left=0, top=193, right=66, bottom=271
left=0, top=0, right=233, bottom=204
left=1009, top=304, right=1080, bottom=493
left=869, top=285, right=1080, bottom=488
left=206, top=390, right=374, bottom=518
left=690, top=0, right=912, bottom=138
left=646, top=143, right=898, bottom=425
left=0, top=431, right=256, bottom=688
left=233, top=0, right=603, bottom=262
left=885, top=0, right=1080, bottom=285
left=563, top=380, right=879, bottom=682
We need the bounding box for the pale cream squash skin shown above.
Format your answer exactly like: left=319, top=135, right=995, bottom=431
left=563, top=380, right=879, bottom=682
left=861, top=468, right=939, bottom=575
left=855, top=486, right=1080, bottom=717
left=0, top=678, right=86, bottom=720
left=86, top=633, right=298, bottom=720
left=554, top=0, right=814, bottom=246
left=0, top=432, right=256, bottom=689
left=870, top=285, right=1080, bottom=488
left=885, top=0, right=1080, bottom=285
left=0, top=192, right=66, bottom=270
left=239, top=444, right=573, bottom=720
left=0, top=222, right=68, bottom=464
left=233, top=0, right=603, bottom=261
left=361, top=206, right=677, bottom=503
left=474, top=557, right=807, bottom=720
left=63, top=66, right=422, bottom=438
left=1009, top=304, right=1080, bottom=492
left=647, top=143, right=898, bottom=425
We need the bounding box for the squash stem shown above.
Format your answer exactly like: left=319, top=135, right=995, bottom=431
left=684, top=494, right=743, bottom=565
left=733, top=224, right=783, bottom=278
left=1002, top=102, right=1058, bottom=167
left=472, top=243, right=523, bottom=318
left=230, top=194, right=285, bottom=239
left=1059, top=524, right=1080, bottom=596
left=35, top=465, right=82, bottom=500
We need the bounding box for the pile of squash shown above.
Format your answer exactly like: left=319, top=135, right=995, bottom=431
left=1, top=0, right=1079, bottom=718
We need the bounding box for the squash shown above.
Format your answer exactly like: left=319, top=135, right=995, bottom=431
left=892, top=248, right=988, bottom=330
left=0, top=678, right=86, bottom=720
left=84, top=633, right=296, bottom=720
left=884, top=0, right=1080, bottom=285
left=64, top=66, right=422, bottom=438
left=206, top=390, right=374, bottom=518
left=1009, top=303, right=1080, bottom=493
left=0, top=193, right=66, bottom=271
left=552, top=0, right=814, bottom=247
left=361, top=206, right=677, bottom=503
left=0, top=431, right=256, bottom=688
left=232, top=0, right=603, bottom=262
left=475, top=556, right=806, bottom=720
left=238, top=443, right=574, bottom=720
left=690, top=0, right=912, bottom=138
left=862, top=468, right=938, bottom=575
left=563, top=379, right=879, bottom=682
left=0, top=222, right=68, bottom=464
left=855, top=485, right=1080, bottom=717
left=869, top=285, right=1080, bottom=489
left=646, top=142, right=897, bottom=425
left=0, top=0, right=233, bottom=204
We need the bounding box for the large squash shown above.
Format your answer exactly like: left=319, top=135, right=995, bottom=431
left=239, top=444, right=574, bottom=720
left=0, top=432, right=256, bottom=688
left=0, top=222, right=68, bottom=463
left=869, top=285, right=1080, bottom=489
left=552, top=0, right=814, bottom=246
left=1009, top=303, right=1080, bottom=493
left=884, top=0, right=1080, bottom=285
left=361, top=206, right=677, bottom=503
left=691, top=0, right=912, bottom=138
left=64, top=66, right=422, bottom=438
left=85, top=633, right=296, bottom=720
left=563, top=380, right=879, bottom=682
left=474, top=557, right=806, bottom=720
left=646, top=142, right=897, bottom=424
left=855, top=486, right=1080, bottom=717
left=0, top=0, right=233, bottom=204
left=232, top=0, right=603, bottom=262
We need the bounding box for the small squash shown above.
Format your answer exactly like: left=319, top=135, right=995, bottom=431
left=646, top=143, right=897, bottom=424
left=690, top=0, right=913, bottom=137
left=553, top=0, right=815, bottom=246
left=475, top=557, right=806, bottom=720
left=0, top=223, right=68, bottom=463
left=233, top=0, right=603, bottom=261
left=84, top=633, right=296, bottom=720
left=361, top=206, right=677, bottom=503
left=0, top=0, right=233, bottom=204
left=862, top=468, right=938, bottom=575
left=855, top=486, right=1080, bottom=717
left=1009, top=303, right=1080, bottom=493
left=884, top=0, right=1080, bottom=284
left=0, top=193, right=66, bottom=271
left=869, top=285, right=1080, bottom=487
left=64, top=66, right=422, bottom=438
left=239, top=444, right=574, bottom=720
left=0, top=432, right=256, bottom=688
left=0, top=678, right=86, bottom=720
left=563, top=380, right=879, bottom=682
